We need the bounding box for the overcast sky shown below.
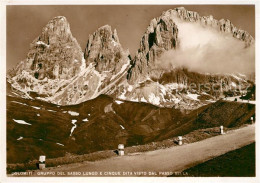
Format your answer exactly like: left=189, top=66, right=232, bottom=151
left=6, top=5, right=255, bottom=70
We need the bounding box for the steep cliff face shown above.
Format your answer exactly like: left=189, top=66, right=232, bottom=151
left=8, top=16, right=86, bottom=100
left=8, top=17, right=130, bottom=105
left=48, top=25, right=131, bottom=105
left=119, top=7, right=254, bottom=108
left=127, top=7, right=254, bottom=84
left=11, top=16, right=84, bottom=80
left=127, top=16, right=179, bottom=83
left=84, top=25, right=130, bottom=75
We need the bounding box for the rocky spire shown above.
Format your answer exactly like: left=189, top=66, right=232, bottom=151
left=38, top=16, right=74, bottom=45
left=84, top=25, right=130, bottom=75
left=127, top=15, right=179, bottom=83
left=11, top=16, right=84, bottom=80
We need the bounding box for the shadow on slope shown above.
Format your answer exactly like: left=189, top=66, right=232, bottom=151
left=7, top=94, right=255, bottom=164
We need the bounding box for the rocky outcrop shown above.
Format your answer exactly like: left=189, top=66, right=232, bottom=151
left=120, top=7, right=254, bottom=108
left=127, top=16, right=179, bottom=83
left=84, top=25, right=130, bottom=75
left=164, top=7, right=254, bottom=46
left=127, top=7, right=254, bottom=84
left=8, top=18, right=131, bottom=105
left=10, top=16, right=84, bottom=80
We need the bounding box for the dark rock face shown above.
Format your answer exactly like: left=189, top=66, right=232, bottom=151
left=127, top=7, right=254, bottom=84
left=11, top=16, right=84, bottom=80
left=127, top=16, right=179, bottom=83
left=84, top=25, right=130, bottom=75
left=118, top=7, right=254, bottom=108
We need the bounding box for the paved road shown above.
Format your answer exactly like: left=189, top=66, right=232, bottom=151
left=33, top=124, right=255, bottom=177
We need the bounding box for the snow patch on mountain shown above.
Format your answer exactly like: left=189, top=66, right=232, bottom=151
left=187, top=93, right=200, bottom=101
left=82, top=118, right=89, bottom=122
left=115, top=100, right=124, bottom=104
left=118, top=89, right=127, bottom=100
left=148, top=93, right=161, bottom=105
left=11, top=101, right=27, bottom=106
left=231, top=82, right=237, bottom=87
left=127, top=85, right=133, bottom=92
left=32, top=106, right=41, bottom=110
left=13, top=119, right=32, bottom=125
left=70, top=119, right=77, bottom=136
left=140, top=97, right=147, bottom=102
left=17, top=136, right=23, bottom=141
left=36, top=41, right=49, bottom=47
left=68, top=111, right=79, bottom=116
left=130, top=98, right=138, bottom=102
left=56, top=143, right=64, bottom=146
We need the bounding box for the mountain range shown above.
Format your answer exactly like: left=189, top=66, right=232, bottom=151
left=7, top=7, right=255, bottom=109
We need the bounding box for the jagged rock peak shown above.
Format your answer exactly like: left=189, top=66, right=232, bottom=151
left=10, top=16, right=84, bottom=80
left=127, top=7, right=254, bottom=84
left=162, top=7, right=254, bottom=46
left=141, top=15, right=178, bottom=52
left=46, top=16, right=68, bottom=26
left=85, top=25, right=120, bottom=52
left=37, top=16, right=75, bottom=45
left=127, top=15, right=179, bottom=83
left=84, top=25, right=130, bottom=73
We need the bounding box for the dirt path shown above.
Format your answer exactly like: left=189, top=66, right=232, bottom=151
left=33, top=124, right=255, bottom=177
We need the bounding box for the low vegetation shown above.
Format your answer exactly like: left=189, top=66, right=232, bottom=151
left=7, top=125, right=251, bottom=174
left=7, top=94, right=255, bottom=173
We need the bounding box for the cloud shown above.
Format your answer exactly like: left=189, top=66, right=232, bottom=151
left=156, top=20, right=255, bottom=75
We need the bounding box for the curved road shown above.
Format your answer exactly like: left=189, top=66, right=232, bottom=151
left=33, top=124, right=255, bottom=177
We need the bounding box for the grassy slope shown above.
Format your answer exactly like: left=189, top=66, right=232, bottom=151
left=7, top=126, right=238, bottom=174
left=7, top=95, right=255, bottom=165
left=155, top=100, right=255, bottom=141
left=7, top=95, right=181, bottom=163
left=171, top=143, right=255, bottom=177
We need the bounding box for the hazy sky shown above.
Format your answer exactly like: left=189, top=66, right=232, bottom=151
left=6, top=5, right=255, bottom=70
